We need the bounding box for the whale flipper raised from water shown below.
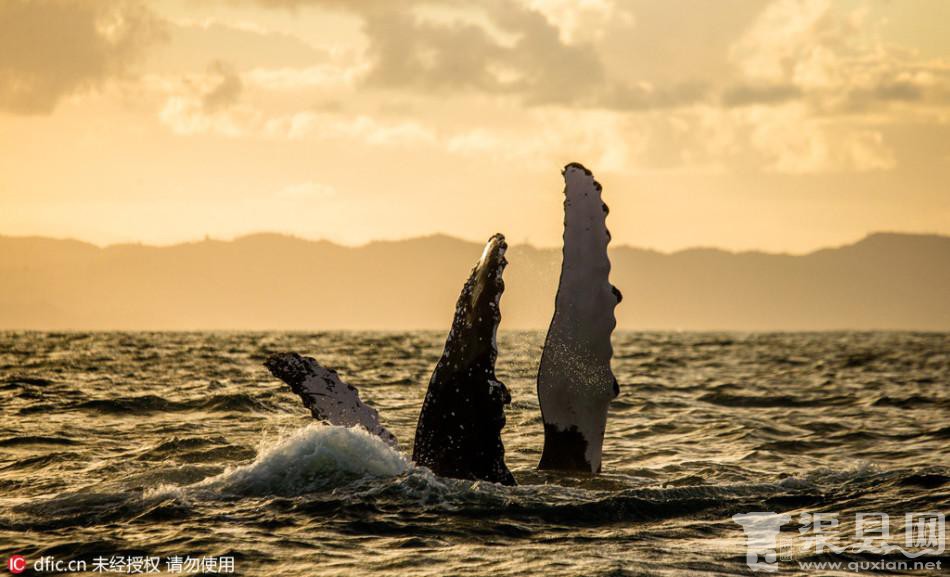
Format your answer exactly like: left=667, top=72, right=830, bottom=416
left=265, top=352, right=398, bottom=447
left=412, top=234, right=516, bottom=485
left=537, top=163, right=621, bottom=474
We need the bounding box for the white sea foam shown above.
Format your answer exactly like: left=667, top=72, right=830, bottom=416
left=147, top=424, right=409, bottom=498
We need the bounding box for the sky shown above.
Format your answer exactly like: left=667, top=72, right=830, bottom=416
left=1, top=0, right=948, bottom=254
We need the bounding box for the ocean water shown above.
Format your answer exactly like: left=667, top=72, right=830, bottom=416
left=0, top=332, right=947, bottom=576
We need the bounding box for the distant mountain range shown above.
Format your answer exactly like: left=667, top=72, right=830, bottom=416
left=1, top=232, right=948, bottom=330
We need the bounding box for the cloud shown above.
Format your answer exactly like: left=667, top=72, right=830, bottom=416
left=524, top=0, right=623, bottom=44
left=257, top=105, right=640, bottom=172
left=728, top=0, right=950, bottom=114
left=0, top=0, right=165, bottom=115
left=229, top=0, right=944, bottom=118
left=358, top=1, right=607, bottom=106
left=246, top=63, right=368, bottom=90
left=155, top=19, right=333, bottom=73
left=264, top=112, right=437, bottom=146
left=159, top=61, right=250, bottom=136
left=166, top=0, right=949, bottom=174
left=601, top=81, right=710, bottom=111
left=731, top=0, right=833, bottom=83
left=222, top=0, right=607, bottom=106
left=202, top=61, right=243, bottom=112
left=751, top=117, right=896, bottom=174
left=722, top=83, right=803, bottom=107
left=681, top=103, right=897, bottom=174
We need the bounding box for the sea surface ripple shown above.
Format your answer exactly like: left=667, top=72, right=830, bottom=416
left=0, top=332, right=947, bottom=576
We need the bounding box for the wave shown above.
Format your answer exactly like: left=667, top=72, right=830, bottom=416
left=871, top=394, right=949, bottom=409
left=186, top=428, right=888, bottom=522
left=63, top=393, right=277, bottom=415
left=135, top=437, right=257, bottom=464
left=1, top=376, right=54, bottom=388
left=8, top=426, right=411, bottom=530
left=0, top=435, right=78, bottom=447
left=1, top=451, right=83, bottom=471
left=9, top=425, right=947, bottom=536
left=154, top=424, right=410, bottom=498
left=698, top=392, right=852, bottom=408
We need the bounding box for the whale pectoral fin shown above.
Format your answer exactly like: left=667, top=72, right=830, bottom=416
left=537, top=163, right=620, bottom=474
left=265, top=352, right=398, bottom=447
left=412, top=234, right=516, bottom=485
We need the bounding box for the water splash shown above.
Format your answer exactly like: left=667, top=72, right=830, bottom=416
left=154, top=424, right=409, bottom=498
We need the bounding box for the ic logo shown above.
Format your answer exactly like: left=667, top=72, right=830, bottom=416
left=7, top=556, right=26, bottom=574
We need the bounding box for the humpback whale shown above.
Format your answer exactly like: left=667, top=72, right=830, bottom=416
left=537, top=163, right=622, bottom=473
left=412, top=233, right=515, bottom=485
left=265, top=234, right=514, bottom=485
left=263, top=164, right=618, bottom=483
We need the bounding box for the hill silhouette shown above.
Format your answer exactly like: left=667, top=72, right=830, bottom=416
left=1, top=232, right=947, bottom=330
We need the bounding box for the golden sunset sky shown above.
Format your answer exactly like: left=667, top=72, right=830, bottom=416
left=1, top=0, right=948, bottom=253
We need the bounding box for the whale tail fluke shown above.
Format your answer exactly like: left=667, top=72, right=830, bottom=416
left=265, top=352, right=398, bottom=447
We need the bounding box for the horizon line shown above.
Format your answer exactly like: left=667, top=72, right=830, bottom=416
left=1, top=229, right=948, bottom=258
